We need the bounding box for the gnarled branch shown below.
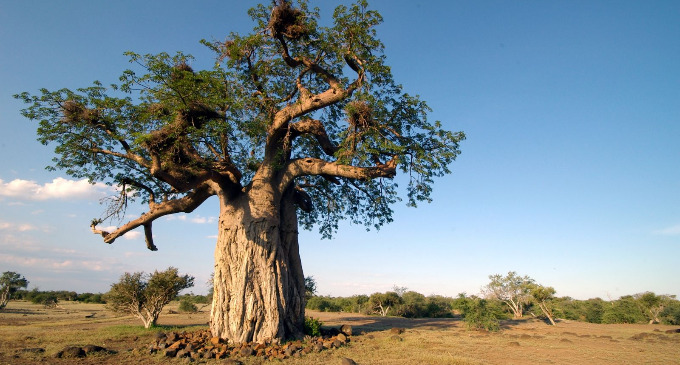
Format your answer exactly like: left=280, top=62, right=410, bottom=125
left=277, top=156, right=397, bottom=194
left=289, top=119, right=339, bottom=156
left=91, top=185, right=215, bottom=248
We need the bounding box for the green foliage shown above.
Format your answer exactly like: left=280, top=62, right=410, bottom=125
left=601, top=295, right=646, bottom=324
left=304, top=276, right=317, bottom=301
left=105, top=267, right=194, bottom=328
left=14, top=0, right=464, bottom=241
left=178, top=298, right=198, bottom=313
left=304, top=316, right=323, bottom=337
left=0, top=271, right=29, bottom=309
left=483, top=271, right=534, bottom=318
left=30, top=292, right=59, bottom=308
left=368, top=291, right=402, bottom=316
left=76, top=292, right=106, bottom=304
left=456, top=296, right=502, bottom=332
left=660, top=300, right=680, bottom=325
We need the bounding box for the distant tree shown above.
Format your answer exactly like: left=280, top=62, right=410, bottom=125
left=304, top=276, right=317, bottom=301
left=660, top=299, right=680, bottom=325
left=0, top=271, right=29, bottom=309
left=455, top=295, right=502, bottom=332
left=179, top=297, right=198, bottom=313
left=530, top=284, right=556, bottom=325
left=634, top=292, right=674, bottom=324
left=483, top=271, right=534, bottom=319
left=369, top=291, right=402, bottom=316
left=398, top=291, right=426, bottom=318
left=105, top=267, right=194, bottom=328
left=601, top=295, right=646, bottom=324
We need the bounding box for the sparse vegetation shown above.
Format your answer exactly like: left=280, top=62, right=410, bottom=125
left=105, top=267, right=194, bottom=328
left=303, top=316, right=323, bottom=337
left=0, top=271, right=28, bottom=309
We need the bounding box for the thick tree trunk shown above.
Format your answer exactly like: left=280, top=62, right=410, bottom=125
left=210, top=189, right=305, bottom=344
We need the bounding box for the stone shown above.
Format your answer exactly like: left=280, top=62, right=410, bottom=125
left=341, top=358, right=358, bottom=365
left=167, top=332, right=179, bottom=342
left=56, top=346, right=86, bottom=358
left=340, top=324, right=353, bottom=336
left=390, top=335, right=403, bottom=341
left=390, top=327, right=405, bottom=334
left=82, top=344, right=107, bottom=354
left=168, top=340, right=184, bottom=349
left=508, top=341, right=520, bottom=347
left=333, top=339, right=343, bottom=348
left=210, top=336, right=221, bottom=346
left=337, top=333, right=347, bottom=343
left=313, top=342, right=324, bottom=352
left=164, top=349, right=178, bottom=357
left=239, top=346, right=254, bottom=357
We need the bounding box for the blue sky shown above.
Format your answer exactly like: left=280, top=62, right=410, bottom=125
left=1, top=0, right=678, bottom=300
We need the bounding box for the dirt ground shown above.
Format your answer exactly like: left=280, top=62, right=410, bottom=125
left=1, top=301, right=679, bottom=364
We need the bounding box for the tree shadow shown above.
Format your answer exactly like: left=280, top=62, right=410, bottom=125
left=315, top=313, right=534, bottom=335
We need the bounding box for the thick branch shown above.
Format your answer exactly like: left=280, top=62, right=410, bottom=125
left=277, top=156, right=397, bottom=194
left=91, top=185, right=215, bottom=247
left=289, top=119, right=339, bottom=156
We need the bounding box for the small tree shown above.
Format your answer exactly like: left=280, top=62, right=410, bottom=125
left=530, top=285, right=556, bottom=325
left=304, top=276, right=317, bottom=301
left=635, top=292, right=674, bottom=324
left=369, top=291, right=402, bottom=316
left=0, top=271, right=29, bottom=309
left=106, top=267, right=194, bottom=328
left=483, top=271, right=534, bottom=319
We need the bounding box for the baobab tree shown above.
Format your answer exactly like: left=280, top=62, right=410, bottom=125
left=16, top=0, right=464, bottom=343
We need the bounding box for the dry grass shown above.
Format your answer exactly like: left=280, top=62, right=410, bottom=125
left=1, top=302, right=679, bottom=364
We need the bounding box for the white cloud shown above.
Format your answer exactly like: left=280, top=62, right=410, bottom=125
left=0, top=220, right=38, bottom=232
left=0, top=177, right=112, bottom=201
left=166, top=214, right=216, bottom=224
left=191, top=216, right=216, bottom=224
left=123, top=231, right=142, bottom=240
left=654, top=224, right=680, bottom=236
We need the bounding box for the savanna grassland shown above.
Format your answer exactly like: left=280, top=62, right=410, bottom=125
left=1, top=301, right=679, bottom=365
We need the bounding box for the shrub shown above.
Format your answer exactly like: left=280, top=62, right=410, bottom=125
left=179, top=298, right=198, bottom=312
left=105, top=267, right=194, bottom=328
left=31, top=293, right=58, bottom=308
left=304, top=316, right=323, bottom=337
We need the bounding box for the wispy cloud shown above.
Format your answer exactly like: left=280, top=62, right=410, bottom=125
left=0, top=220, right=39, bottom=232
left=166, top=214, right=216, bottom=224
left=654, top=224, right=680, bottom=236
left=0, top=177, right=112, bottom=201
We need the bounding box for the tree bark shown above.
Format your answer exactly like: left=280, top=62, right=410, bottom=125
left=210, top=188, right=305, bottom=343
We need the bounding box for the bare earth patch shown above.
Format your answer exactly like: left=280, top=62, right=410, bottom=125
left=1, top=302, right=679, bottom=364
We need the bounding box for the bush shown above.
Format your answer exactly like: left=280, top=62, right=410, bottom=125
left=601, top=296, right=646, bottom=324
left=304, top=316, right=323, bottom=337
left=456, top=296, right=502, bottom=332
left=306, top=296, right=342, bottom=312
left=31, top=293, right=58, bottom=308
left=179, top=298, right=198, bottom=312
left=105, top=267, right=194, bottom=328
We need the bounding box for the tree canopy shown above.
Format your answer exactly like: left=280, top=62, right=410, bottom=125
left=15, top=0, right=464, bottom=247
left=105, top=267, right=194, bottom=328
left=0, top=271, right=29, bottom=309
